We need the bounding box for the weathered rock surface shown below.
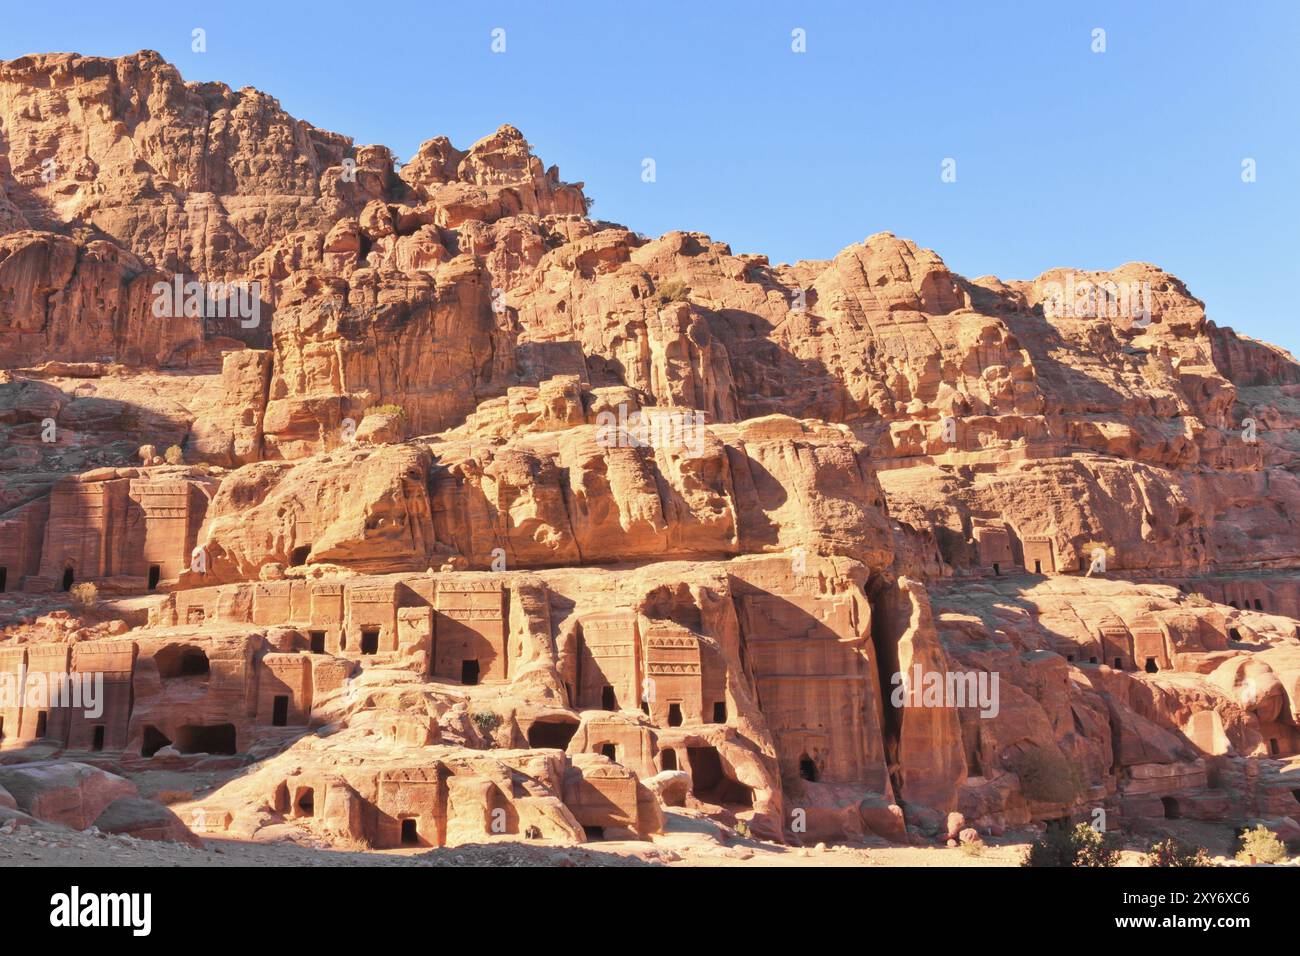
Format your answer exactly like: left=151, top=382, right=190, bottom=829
left=2, top=51, right=1299, bottom=857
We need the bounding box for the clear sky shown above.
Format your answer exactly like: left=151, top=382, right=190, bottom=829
left=4, top=1, right=1298, bottom=352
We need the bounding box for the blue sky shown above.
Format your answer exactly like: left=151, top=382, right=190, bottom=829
left=4, top=1, right=1298, bottom=352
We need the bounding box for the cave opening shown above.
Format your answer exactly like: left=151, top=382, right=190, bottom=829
left=799, top=754, right=819, bottom=782
left=174, top=723, right=237, bottom=755
left=687, top=745, right=753, bottom=806
left=157, top=644, right=210, bottom=680
left=141, top=726, right=172, bottom=757
left=526, top=719, right=577, bottom=750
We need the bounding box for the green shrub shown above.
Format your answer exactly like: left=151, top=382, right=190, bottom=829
left=654, top=279, right=689, bottom=305
left=471, top=711, right=501, bottom=737
left=1235, top=825, right=1287, bottom=864
left=363, top=403, right=406, bottom=420
left=1022, top=823, right=1120, bottom=867
left=70, top=581, right=98, bottom=608
left=1145, top=838, right=1214, bottom=867
left=1013, top=746, right=1083, bottom=804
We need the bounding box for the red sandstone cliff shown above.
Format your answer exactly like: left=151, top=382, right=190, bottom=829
left=1, top=51, right=1299, bottom=854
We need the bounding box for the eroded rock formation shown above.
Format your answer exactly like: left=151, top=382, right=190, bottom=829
left=2, top=51, right=1299, bottom=855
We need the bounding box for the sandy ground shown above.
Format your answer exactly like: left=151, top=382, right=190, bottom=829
left=5, top=818, right=1259, bottom=868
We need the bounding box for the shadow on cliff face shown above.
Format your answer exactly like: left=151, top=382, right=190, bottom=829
left=731, top=576, right=886, bottom=791
left=994, top=306, right=1129, bottom=415
left=0, top=124, right=64, bottom=232
left=0, top=376, right=197, bottom=494
left=707, top=300, right=860, bottom=423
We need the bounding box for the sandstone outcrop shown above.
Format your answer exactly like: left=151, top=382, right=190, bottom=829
left=2, top=51, right=1298, bottom=857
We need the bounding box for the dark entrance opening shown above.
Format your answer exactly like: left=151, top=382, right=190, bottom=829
left=460, top=659, right=480, bottom=686
left=174, top=723, right=237, bottom=755
left=1089, top=656, right=1098, bottom=664
left=147, top=565, right=161, bottom=590
left=600, top=743, right=617, bottom=761
left=272, top=695, right=289, bottom=727
left=142, top=726, right=172, bottom=757
left=1161, top=796, right=1181, bottom=819
left=661, top=749, right=677, bottom=771
left=1033, top=559, right=1042, bottom=574
left=1229, top=627, right=1241, bottom=641
left=527, top=720, right=577, bottom=749
left=309, top=631, right=326, bottom=653
left=667, top=703, right=683, bottom=727
left=360, top=630, right=379, bottom=655
left=1066, top=654, right=1075, bottom=662
left=92, top=725, right=105, bottom=752
left=35, top=711, right=47, bottom=738
left=687, top=745, right=754, bottom=806
left=585, top=826, right=605, bottom=841
left=61, top=567, right=74, bottom=591
left=799, top=754, right=818, bottom=782
left=1113, top=657, right=1123, bottom=670
left=600, top=685, right=617, bottom=711
left=992, top=562, right=1000, bottom=576
left=290, top=545, right=311, bottom=565
left=1254, top=599, right=1264, bottom=610
left=712, top=701, right=727, bottom=723
left=296, top=787, right=314, bottom=817
left=401, top=818, right=419, bottom=846
left=1145, top=657, right=1159, bottom=673
left=0, top=566, right=7, bottom=592
left=1269, top=738, right=1279, bottom=756
left=157, top=645, right=210, bottom=679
